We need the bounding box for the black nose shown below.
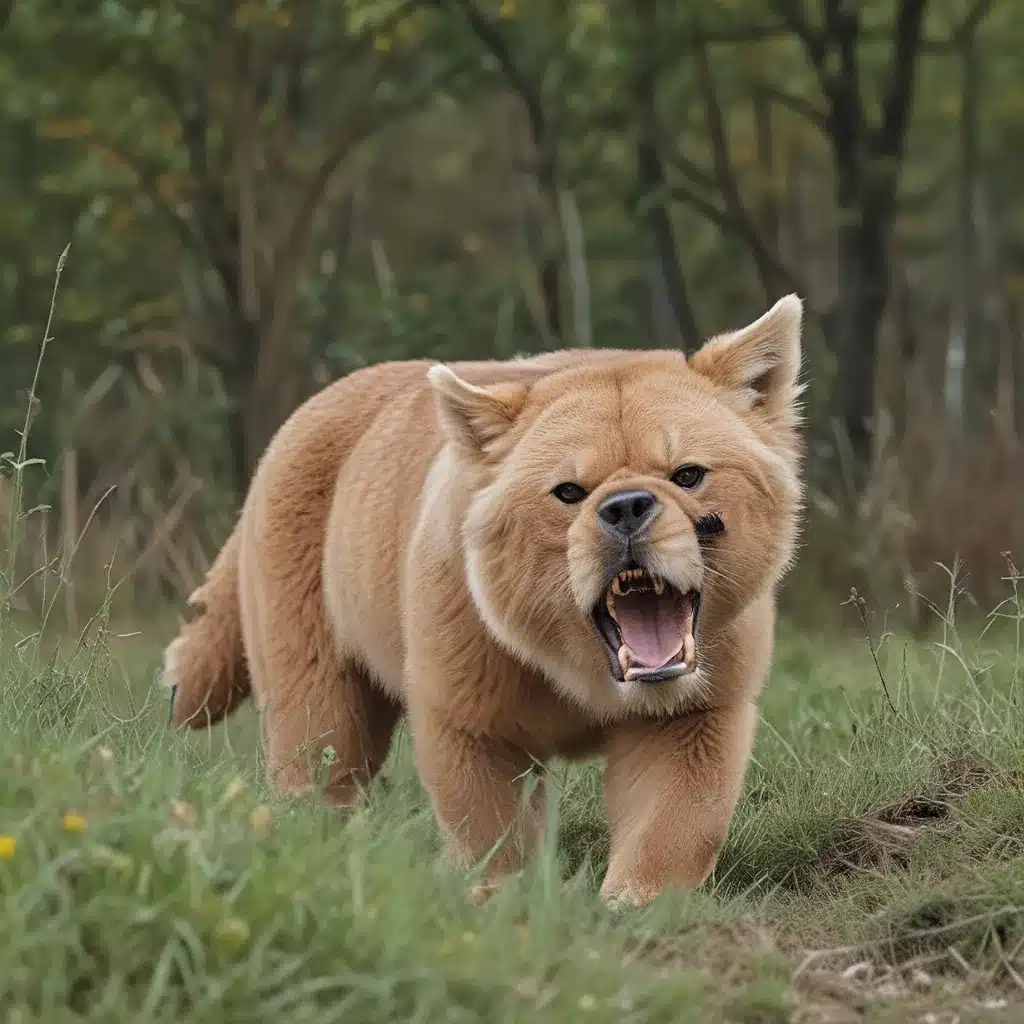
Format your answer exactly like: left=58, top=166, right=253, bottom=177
left=596, top=489, right=660, bottom=541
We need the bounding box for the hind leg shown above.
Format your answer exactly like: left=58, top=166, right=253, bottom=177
left=257, top=657, right=401, bottom=806
left=234, top=393, right=405, bottom=806
left=237, top=466, right=400, bottom=805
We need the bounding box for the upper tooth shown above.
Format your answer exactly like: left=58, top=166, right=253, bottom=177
left=653, top=576, right=665, bottom=595
left=611, top=577, right=623, bottom=596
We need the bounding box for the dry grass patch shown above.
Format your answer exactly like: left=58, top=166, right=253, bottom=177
left=819, top=752, right=1014, bottom=879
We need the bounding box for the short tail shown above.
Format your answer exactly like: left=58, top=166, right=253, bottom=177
left=163, top=523, right=251, bottom=728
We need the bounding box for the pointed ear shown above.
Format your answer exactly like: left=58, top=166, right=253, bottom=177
left=688, top=294, right=803, bottom=415
left=427, top=364, right=529, bottom=453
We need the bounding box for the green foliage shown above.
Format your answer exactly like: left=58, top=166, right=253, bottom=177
left=3, top=0, right=1024, bottom=602
left=5, top=553, right=1024, bottom=1016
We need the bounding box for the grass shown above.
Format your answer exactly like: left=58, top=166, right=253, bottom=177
left=3, top=582, right=1024, bottom=1021
left=5, top=260, right=1024, bottom=1021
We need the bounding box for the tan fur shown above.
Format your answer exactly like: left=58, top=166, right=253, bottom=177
left=164, top=295, right=805, bottom=905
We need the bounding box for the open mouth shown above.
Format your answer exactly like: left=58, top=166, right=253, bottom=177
left=592, top=567, right=700, bottom=684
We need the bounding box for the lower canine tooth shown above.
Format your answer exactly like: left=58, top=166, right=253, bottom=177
left=617, top=644, right=633, bottom=677
left=682, top=632, right=696, bottom=666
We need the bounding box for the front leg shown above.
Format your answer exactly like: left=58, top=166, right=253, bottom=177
left=600, top=701, right=757, bottom=907
left=409, top=705, right=546, bottom=886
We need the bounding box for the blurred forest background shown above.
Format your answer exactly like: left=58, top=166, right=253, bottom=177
left=1, top=0, right=1021, bottom=633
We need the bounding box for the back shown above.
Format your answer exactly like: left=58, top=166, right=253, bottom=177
left=317, top=348, right=646, bottom=690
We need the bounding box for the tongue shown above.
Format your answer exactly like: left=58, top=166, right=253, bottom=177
left=614, top=590, right=691, bottom=668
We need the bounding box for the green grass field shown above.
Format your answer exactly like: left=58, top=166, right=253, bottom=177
left=3, top=575, right=1024, bottom=1022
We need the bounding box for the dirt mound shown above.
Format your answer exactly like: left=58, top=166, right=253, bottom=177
left=821, top=751, right=1012, bottom=877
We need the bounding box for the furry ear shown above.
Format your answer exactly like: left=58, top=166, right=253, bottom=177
left=688, top=294, right=803, bottom=414
left=427, top=364, right=529, bottom=452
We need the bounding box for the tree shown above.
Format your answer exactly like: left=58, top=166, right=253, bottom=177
left=657, top=2, right=999, bottom=465
left=11, top=0, right=458, bottom=487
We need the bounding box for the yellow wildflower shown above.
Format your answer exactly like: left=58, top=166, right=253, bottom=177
left=0, top=835, right=15, bottom=860
left=62, top=811, right=88, bottom=833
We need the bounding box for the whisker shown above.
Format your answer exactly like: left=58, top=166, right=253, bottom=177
left=702, top=563, right=745, bottom=593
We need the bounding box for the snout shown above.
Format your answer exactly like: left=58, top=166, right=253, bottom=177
left=596, top=489, right=661, bottom=545
left=566, top=480, right=705, bottom=626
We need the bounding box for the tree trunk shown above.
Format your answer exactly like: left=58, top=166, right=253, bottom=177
left=959, top=36, right=996, bottom=431
left=826, top=62, right=889, bottom=470
left=635, top=136, right=701, bottom=352
left=752, top=90, right=779, bottom=254
left=831, top=217, right=888, bottom=469
left=829, top=134, right=887, bottom=466
left=242, top=301, right=306, bottom=485
left=222, top=317, right=260, bottom=494
left=631, top=3, right=700, bottom=354
left=224, top=336, right=304, bottom=492
left=1012, top=302, right=1024, bottom=441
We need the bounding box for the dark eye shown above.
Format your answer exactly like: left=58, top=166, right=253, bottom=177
left=671, top=465, right=706, bottom=489
left=551, top=482, right=588, bottom=504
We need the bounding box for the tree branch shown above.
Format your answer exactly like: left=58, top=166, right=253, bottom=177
left=874, top=0, right=928, bottom=162
left=954, top=0, right=995, bottom=42
left=868, top=0, right=928, bottom=222
left=669, top=185, right=735, bottom=236
left=755, top=83, right=828, bottom=134
left=266, top=57, right=454, bottom=333
left=768, top=0, right=828, bottom=69
left=663, top=145, right=717, bottom=194
left=266, top=123, right=375, bottom=333
left=123, top=30, right=240, bottom=305
left=824, top=0, right=866, bottom=138
left=282, top=0, right=317, bottom=123
left=424, top=0, right=565, bottom=336
left=694, top=34, right=788, bottom=301
left=178, top=96, right=240, bottom=304
left=438, top=0, right=550, bottom=171
left=669, top=180, right=806, bottom=301
left=71, top=128, right=196, bottom=252
left=632, top=5, right=701, bottom=351
left=894, top=174, right=951, bottom=213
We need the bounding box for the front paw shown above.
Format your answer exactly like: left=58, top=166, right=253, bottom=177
left=599, top=871, right=659, bottom=909
left=467, top=869, right=523, bottom=906
left=468, top=880, right=505, bottom=906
